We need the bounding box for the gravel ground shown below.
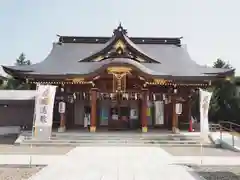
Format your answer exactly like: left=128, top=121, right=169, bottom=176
left=0, top=166, right=43, bottom=180
left=188, top=165, right=240, bottom=180
left=0, top=145, right=74, bottom=155
left=162, top=146, right=240, bottom=156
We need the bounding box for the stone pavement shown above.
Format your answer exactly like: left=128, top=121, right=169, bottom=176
left=28, top=147, right=200, bottom=180
left=0, top=146, right=239, bottom=179
left=0, top=155, right=62, bottom=165
left=162, top=146, right=240, bottom=156
left=0, top=145, right=73, bottom=154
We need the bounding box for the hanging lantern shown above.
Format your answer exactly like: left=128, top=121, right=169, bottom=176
left=135, top=93, right=138, bottom=100
left=153, top=93, right=156, bottom=101
left=126, top=93, right=129, bottom=100
left=162, top=94, right=166, bottom=100
left=73, top=93, right=76, bottom=100
left=110, top=93, right=114, bottom=100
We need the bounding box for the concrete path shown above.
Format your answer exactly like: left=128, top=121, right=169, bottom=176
left=174, top=156, right=240, bottom=165
left=0, top=151, right=240, bottom=166
left=0, top=147, right=239, bottom=179
left=0, top=155, right=62, bottom=165
left=28, top=147, right=200, bottom=180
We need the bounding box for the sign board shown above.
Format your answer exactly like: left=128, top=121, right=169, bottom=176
left=130, top=108, right=138, bottom=119
left=33, top=85, right=56, bottom=139
left=58, top=101, right=66, bottom=114
left=199, top=88, right=212, bottom=139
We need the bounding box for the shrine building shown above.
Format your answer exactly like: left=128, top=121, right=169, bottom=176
left=2, top=24, right=234, bottom=133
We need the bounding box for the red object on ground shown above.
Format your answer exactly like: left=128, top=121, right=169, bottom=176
left=188, top=118, right=193, bottom=132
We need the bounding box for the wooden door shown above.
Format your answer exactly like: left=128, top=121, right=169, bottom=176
left=108, top=104, right=130, bottom=130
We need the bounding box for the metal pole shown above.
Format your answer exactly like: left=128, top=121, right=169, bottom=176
left=200, top=95, right=204, bottom=165
left=232, top=134, right=235, bottom=147
left=220, top=126, right=222, bottom=142
left=200, top=141, right=203, bottom=165
left=29, top=84, right=39, bottom=167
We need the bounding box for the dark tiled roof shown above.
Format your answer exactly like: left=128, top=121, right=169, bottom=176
left=2, top=42, right=233, bottom=79
left=2, top=24, right=234, bottom=79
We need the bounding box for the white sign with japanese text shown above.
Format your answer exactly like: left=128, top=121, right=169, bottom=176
left=199, top=88, right=212, bottom=139
left=34, top=85, right=57, bottom=127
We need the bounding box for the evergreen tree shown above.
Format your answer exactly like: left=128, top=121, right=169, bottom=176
left=4, top=53, right=31, bottom=90
left=191, top=58, right=238, bottom=123
left=15, top=53, right=31, bottom=66
left=209, top=59, right=239, bottom=123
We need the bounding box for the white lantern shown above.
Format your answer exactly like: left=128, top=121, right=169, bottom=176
left=175, top=103, right=182, bottom=115
left=59, top=101, right=66, bottom=114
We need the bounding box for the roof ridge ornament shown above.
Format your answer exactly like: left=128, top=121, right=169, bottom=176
left=113, top=23, right=127, bottom=35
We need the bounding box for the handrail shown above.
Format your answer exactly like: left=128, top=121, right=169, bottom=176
left=219, top=120, right=240, bottom=129
left=209, top=121, right=240, bottom=148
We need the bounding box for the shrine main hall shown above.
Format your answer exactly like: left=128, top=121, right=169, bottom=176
left=2, top=24, right=233, bottom=133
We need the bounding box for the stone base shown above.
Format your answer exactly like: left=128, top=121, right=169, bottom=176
left=142, top=127, right=148, bottom=133
left=90, top=126, right=96, bottom=132
left=172, top=127, right=180, bottom=134
left=33, top=126, right=52, bottom=140
left=58, top=126, right=66, bottom=133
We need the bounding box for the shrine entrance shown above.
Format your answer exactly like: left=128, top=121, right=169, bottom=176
left=95, top=66, right=143, bottom=131
left=107, top=97, right=141, bottom=130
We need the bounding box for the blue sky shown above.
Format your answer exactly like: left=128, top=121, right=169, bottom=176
left=0, top=0, right=240, bottom=75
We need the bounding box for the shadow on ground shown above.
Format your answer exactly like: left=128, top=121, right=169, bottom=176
left=186, top=165, right=240, bottom=180
left=0, top=134, right=18, bottom=144
left=197, top=171, right=240, bottom=180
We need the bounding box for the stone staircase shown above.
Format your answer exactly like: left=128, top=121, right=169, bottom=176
left=15, top=131, right=214, bottom=147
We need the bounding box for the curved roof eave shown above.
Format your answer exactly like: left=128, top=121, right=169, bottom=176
left=2, top=43, right=57, bottom=76
left=202, top=67, right=235, bottom=76
left=2, top=66, right=34, bottom=78
left=76, top=58, right=168, bottom=79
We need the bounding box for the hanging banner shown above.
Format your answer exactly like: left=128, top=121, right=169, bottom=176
left=147, top=101, right=153, bottom=125
left=100, top=106, right=109, bottom=125
left=199, top=88, right=212, bottom=139
left=154, top=101, right=164, bottom=125
left=34, top=85, right=57, bottom=128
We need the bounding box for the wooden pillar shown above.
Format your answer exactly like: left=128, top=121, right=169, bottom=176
left=188, top=98, right=192, bottom=121
left=187, top=98, right=193, bottom=131
left=90, top=88, right=97, bottom=132
left=172, top=96, right=179, bottom=133
left=141, top=89, right=148, bottom=132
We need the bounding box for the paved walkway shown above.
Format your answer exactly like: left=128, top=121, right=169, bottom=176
left=1, top=154, right=240, bottom=166
left=0, top=147, right=239, bottom=179
left=29, top=147, right=199, bottom=180
left=0, top=148, right=240, bottom=166
left=0, top=155, right=62, bottom=165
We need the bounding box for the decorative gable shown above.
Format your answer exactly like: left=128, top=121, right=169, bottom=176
left=80, top=24, right=160, bottom=64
